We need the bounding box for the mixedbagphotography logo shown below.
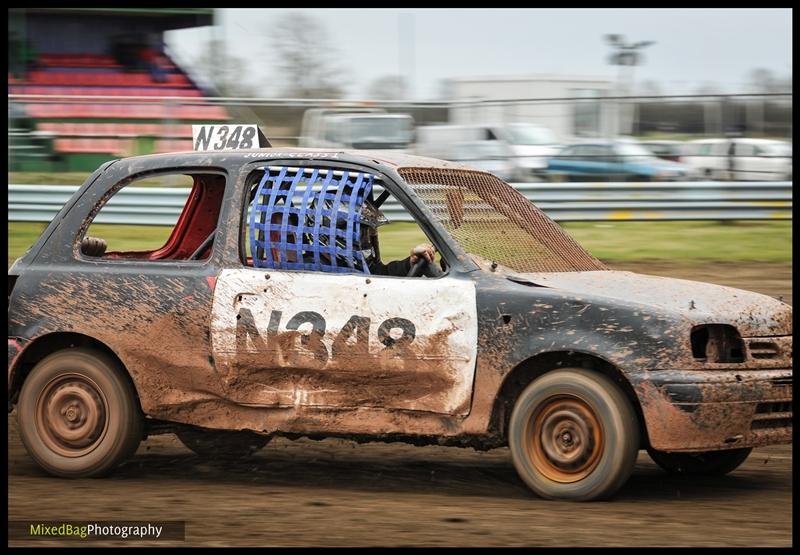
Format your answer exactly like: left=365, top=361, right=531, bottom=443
left=8, top=521, right=186, bottom=541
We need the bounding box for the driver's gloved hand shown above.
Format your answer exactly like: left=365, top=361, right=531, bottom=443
left=409, top=243, right=436, bottom=265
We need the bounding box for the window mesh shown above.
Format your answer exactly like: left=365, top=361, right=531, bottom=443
left=249, top=166, right=375, bottom=273
left=399, top=167, right=607, bottom=273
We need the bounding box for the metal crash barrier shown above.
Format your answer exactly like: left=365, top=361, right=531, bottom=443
left=8, top=181, right=793, bottom=225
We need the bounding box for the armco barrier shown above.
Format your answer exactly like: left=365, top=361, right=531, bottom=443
left=8, top=182, right=792, bottom=224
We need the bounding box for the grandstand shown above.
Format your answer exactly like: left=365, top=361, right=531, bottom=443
left=8, top=8, right=227, bottom=172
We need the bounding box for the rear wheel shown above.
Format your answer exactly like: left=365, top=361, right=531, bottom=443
left=176, top=427, right=270, bottom=459
left=647, top=447, right=752, bottom=476
left=508, top=368, right=640, bottom=501
left=17, top=348, right=143, bottom=477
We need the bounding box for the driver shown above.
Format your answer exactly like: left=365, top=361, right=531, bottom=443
left=358, top=200, right=439, bottom=277
left=369, top=242, right=436, bottom=276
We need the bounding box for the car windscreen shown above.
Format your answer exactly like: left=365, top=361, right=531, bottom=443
left=398, top=167, right=607, bottom=273
left=349, top=117, right=413, bottom=149
left=504, top=125, right=558, bottom=146
left=762, top=143, right=792, bottom=157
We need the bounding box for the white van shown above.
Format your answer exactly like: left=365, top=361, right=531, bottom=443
left=414, top=123, right=561, bottom=181
left=682, top=138, right=792, bottom=181
left=299, top=108, right=414, bottom=152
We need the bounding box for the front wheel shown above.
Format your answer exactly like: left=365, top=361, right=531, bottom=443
left=508, top=368, right=640, bottom=501
left=647, top=447, right=752, bottom=476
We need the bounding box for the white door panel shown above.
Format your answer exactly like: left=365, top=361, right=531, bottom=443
left=210, top=269, right=478, bottom=415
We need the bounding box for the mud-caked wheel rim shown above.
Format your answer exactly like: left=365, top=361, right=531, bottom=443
left=35, top=373, right=109, bottom=458
left=526, top=395, right=604, bottom=484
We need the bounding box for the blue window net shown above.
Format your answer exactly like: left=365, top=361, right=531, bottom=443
left=249, top=166, right=375, bottom=273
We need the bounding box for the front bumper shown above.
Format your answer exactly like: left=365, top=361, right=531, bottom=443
left=633, top=368, right=792, bottom=452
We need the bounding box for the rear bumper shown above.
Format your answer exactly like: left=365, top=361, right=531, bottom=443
left=633, top=368, right=792, bottom=452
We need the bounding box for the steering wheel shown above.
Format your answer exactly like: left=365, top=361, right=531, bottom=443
left=407, top=258, right=426, bottom=277
left=407, top=256, right=444, bottom=278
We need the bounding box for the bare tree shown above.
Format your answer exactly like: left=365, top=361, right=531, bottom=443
left=367, top=75, right=408, bottom=100
left=191, top=39, right=257, bottom=98
left=746, top=68, right=791, bottom=94
left=269, top=12, right=347, bottom=98
left=693, top=82, right=723, bottom=96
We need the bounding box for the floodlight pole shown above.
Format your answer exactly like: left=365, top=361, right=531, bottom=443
left=605, top=35, right=655, bottom=137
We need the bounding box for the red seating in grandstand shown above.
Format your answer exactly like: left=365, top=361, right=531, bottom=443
left=52, top=138, right=191, bottom=155
left=39, top=54, right=119, bottom=68
left=38, top=53, right=178, bottom=71
left=154, top=139, right=194, bottom=153
left=26, top=103, right=229, bottom=120
left=38, top=122, right=193, bottom=138
left=13, top=52, right=227, bottom=163
left=27, top=71, right=191, bottom=87
left=10, top=86, right=204, bottom=98
left=53, top=138, right=135, bottom=154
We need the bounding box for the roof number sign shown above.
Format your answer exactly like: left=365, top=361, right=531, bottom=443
left=193, top=124, right=270, bottom=151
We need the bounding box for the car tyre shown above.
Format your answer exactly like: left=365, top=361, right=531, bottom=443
left=508, top=368, right=640, bottom=501
left=646, top=447, right=752, bottom=476
left=17, top=348, right=144, bottom=478
left=177, top=427, right=270, bottom=459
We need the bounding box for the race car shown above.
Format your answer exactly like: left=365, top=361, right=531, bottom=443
left=7, top=125, right=792, bottom=501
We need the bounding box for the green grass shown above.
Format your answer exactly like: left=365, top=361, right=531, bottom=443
left=8, top=221, right=791, bottom=265
left=561, top=221, right=791, bottom=262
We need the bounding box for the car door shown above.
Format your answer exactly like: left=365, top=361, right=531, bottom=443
left=209, top=162, right=479, bottom=416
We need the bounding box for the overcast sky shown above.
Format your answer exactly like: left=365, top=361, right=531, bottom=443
left=166, top=8, right=792, bottom=99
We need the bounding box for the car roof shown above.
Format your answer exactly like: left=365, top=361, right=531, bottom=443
left=109, top=148, right=479, bottom=172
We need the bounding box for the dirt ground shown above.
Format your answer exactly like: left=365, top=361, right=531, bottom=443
left=8, top=262, right=793, bottom=547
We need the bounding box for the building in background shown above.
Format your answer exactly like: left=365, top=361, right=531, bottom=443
left=443, top=74, right=615, bottom=141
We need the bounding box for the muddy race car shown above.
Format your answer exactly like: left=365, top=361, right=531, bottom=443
left=7, top=125, right=792, bottom=501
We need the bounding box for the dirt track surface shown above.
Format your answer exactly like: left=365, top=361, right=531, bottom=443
left=8, top=263, right=793, bottom=547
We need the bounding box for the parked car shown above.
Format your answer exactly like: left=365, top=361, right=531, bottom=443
left=544, top=140, right=692, bottom=181
left=7, top=125, right=791, bottom=501
left=300, top=107, right=414, bottom=151
left=682, top=138, right=792, bottom=181
left=640, top=140, right=684, bottom=162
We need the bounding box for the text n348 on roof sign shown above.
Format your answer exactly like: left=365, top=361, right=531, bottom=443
left=193, top=125, right=260, bottom=151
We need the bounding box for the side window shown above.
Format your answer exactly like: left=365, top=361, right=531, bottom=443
left=597, top=145, right=615, bottom=163
left=735, top=144, right=756, bottom=157
left=240, top=166, right=445, bottom=278
left=570, top=146, right=588, bottom=161
left=712, top=142, right=730, bottom=156
left=80, top=172, right=226, bottom=261
left=582, top=146, right=602, bottom=162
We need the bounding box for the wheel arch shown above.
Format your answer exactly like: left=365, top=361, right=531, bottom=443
left=9, top=332, right=141, bottom=412
left=488, top=350, right=648, bottom=447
